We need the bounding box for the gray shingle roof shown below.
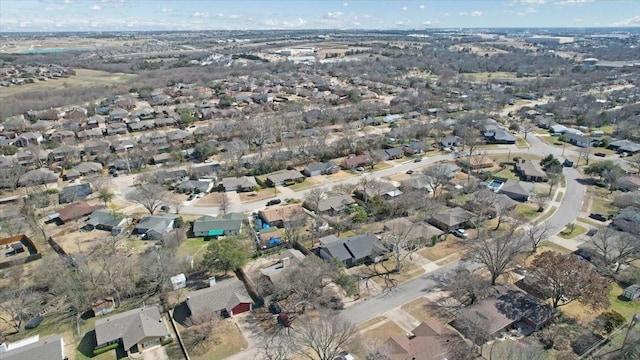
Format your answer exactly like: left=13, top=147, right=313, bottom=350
left=0, top=335, right=65, bottom=360
left=186, top=278, right=253, bottom=318
left=94, top=306, right=167, bottom=351
left=193, top=213, right=243, bottom=234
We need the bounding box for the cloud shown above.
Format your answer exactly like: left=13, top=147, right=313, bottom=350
left=512, top=0, right=546, bottom=4
left=342, top=2, right=348, bottom=7
left=91, top=4, right=101, bottom=10
left=612, top=15, right=640, bottom=26
left=192, top=12, right=208, bottom=18
left=423, top=20, right=431, bottom=25
left=461, top=10, right=484, bottom=17
left=402, top=6, right=407, bottom=11
left=443, top=12, right=451, bottom=16
left=325, top=11, right=343, bottom=19
left=516, top=7, right=538, bottom=16
left=161, top=8, right=172, bottom=13
left=554, top=0, right=593, bottom=6
left=419, top=4, right=425, bottom=9
left=575, top=18, right=584, bottom=22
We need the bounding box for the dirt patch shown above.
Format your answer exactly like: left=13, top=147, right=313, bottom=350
left=359, top=319, right=405, bottom=343
left=192, top=192, right=223, bottom=207
left=418, top=238, right=465, bottom=262
left=187, top=319, right=248, bottom=360
left=401, top=295, right=443, bottom=323
left=238, top=189, right=277, bottom=203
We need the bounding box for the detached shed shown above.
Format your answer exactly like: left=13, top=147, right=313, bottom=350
left=623, top=284, right=640, bottom=301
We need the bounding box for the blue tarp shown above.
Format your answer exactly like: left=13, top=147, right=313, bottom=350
left=263, top=223, right=270, bottom=229
left=269, top=238, right=282, bottom=246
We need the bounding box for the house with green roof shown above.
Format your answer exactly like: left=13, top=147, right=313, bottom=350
left=192, top=213, right=243, bottom=238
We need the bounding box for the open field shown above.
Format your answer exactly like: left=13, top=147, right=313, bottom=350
left=0, top=69, right=136, bottom=98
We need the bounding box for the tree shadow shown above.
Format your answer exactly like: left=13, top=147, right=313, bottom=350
left=77, top=330, right=97, bottom=358
left=173, top=302, right=191, bottom=327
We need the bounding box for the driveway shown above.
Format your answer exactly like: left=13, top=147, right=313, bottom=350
left=142, top=346, right=168, bottom=360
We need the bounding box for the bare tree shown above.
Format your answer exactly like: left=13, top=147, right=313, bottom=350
left=182, top=313, right=221, bottom=355
left=126, top=182, right=170, bottom=215
left=0, top=286, right=42, bottom=333
left=381, top=219, right=420, bottom=273
left=219, top=191, right=229, bottom=216
left=282, top=210, right=308, bottom=246
left=531, top=191, right=550, bottom=212
left=465, top=229, right=526, bottom=285
left=586, top=227, right=640, bottom=273
left=304, top=188, right=326, bottom=230
left=293, top=312, right=356, bottom=360
left=258, top=329, right=296, bottom=360
left=423, top=164, right=452, bottom=199
left=440, top=266, right=490, bottom=306
left=521, top=119, right=534, bottom=140
left=529, top=251, right=610, bottom=309
left=522, top=222, right=551, bottom=253
left=275, top=256, right=336, bottom=313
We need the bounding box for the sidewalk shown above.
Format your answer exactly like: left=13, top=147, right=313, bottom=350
left=384, top=307, right=421, bottom=333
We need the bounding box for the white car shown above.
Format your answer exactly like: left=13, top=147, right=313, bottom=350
left=450, top=229, right=469, bottom=239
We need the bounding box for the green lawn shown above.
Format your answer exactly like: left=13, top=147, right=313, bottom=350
left=488, top=152, right=542, bottom=162
left=555, top=191, right=564, bottom=202
left=515, top=204, right=541, bottom=221
left=176, top=237, right=209, bottom=261
left=493, top=168, right=519, bottom=180
left=558, top=224, right=587, bottom=239
left=370, top=162, right=392, bottom=171
left=516, top=138, right=530, bottom=149
left=591, top=197, right=618, bottom=216
left=533, top=206, right=557, bottom=225
left=609, top=282, right=640, bottom=320
left=288, top=178, right=318, bottom=191
left=577, top=217, right=602, bottom=227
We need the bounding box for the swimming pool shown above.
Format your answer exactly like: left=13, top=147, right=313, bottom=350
left=488, top=180, right=503, bottom=190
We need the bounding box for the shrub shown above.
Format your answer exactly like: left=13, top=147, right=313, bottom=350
left=596, top=310, right=626, bottom=334
left=161, top=337, right=174, bottom=346
left=93, top=343, right=119, bottom=355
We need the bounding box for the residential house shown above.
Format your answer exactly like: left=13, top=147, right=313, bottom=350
left=441, top=135, right=462, bottom=148
left=0, top=334, right=66, bottom=360
left=314, top=194, right=355, bottom=215
left=2, top=116, right=30, bottom=132
left=616, top=176, right=640, bottom=192
left=425, top=163, right=460, bottom=179
left=16, top=149, right=47, bottom=167
left=466, top=193, right=517, bottom=218
left=498, top=179, right=533, bottom=202
left=139, top=132, right=168, bottom=148
left=127, top=120, right=155, bottom=132
left=59, top=183, right=92, bottom=204
left=302, top=162, right=339, bottom=177
left=17, top=168, right=57, bottom=187
left=83, top=139, right=110, bottom=155
left=612, top=206, right=640, bottom=234
left=50, top=130, right=76, bottom=144
left=401, top=174, right=438, bottom=192
left=192, top=213, right=243, bottom=237
left=515, top=159, right=548, bottom=182
left=374, top=147, right=404, bottom=161
left=341, top=154, right=372, bottom=170
left=608, top=140, right=640, bottom=154
left=382, top=321, right=462, bottom=360
left=403, top=141, right=427, bottom=155
left=84, top=210, right=127, bottom=233
left=191, top=163, right=221, bottom=178
left=106, top=122, right=128, bottom=135
left=92, top=297, right=116, bottom=316
left=362, top=116, right=381, bottom=126
left=318, top=233, right=388, bottom=268
left=112, top=139, right=136, bottom=153
left=266, top=170, right=305, bottom=186
left=134, top=215, right=176, bottom=240
left=130, top=108, right=155, bottom=120
left=94, top=306, right=168, bottom=355
left=186, top=277, right=253, bottom=318
left=429, top=207, right=478, bottom=231
left=14, top=132, right=43, bottom=147
left=54, top=201, right=102, bottom=224
left=152, top=153, right=172, bottom=165
left=219, top=176, right=258, bottom=192
left=64, top=162, right=102, bottom=180
left=154, top=117, right=177, bottom=128
left=258, top=228, right=284, bottom=248
left=383, top=114, right=402, bottom=123
left=459, top=156, right=496, bottom=173
left=450, top=284, right=557, bottom=345
left=565, top=133, right=599, bottom=148
left=260, top=249, right=306, bottom=283
left=485, top=128, right=516, bottom=144
left=176, top=180, right=213, bottom=194
left=549, top=124, right=567, bottom=134
left=622, top=284, right=640, bottom=301
left=166, top=129, right=191, bottom=145
left=383, top=217, right=444, bottom=246
left=49, top=144, right=79, bottom=162
left=259, top=204, right=306, bottom=228
left=354, top=181, right=398, bottom=202
left=109, top=108, right=128, bottom=122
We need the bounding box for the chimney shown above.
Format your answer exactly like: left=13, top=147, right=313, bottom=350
left=281, top=257, right=290, bottom=268
left=209, top=276, right=216, bottom=287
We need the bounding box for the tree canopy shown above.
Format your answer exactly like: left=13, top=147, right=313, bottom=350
left=203, top=236, right=249, bottom=275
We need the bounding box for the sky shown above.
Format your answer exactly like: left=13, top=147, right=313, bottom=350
left=0, top=0, right=639, bottom=32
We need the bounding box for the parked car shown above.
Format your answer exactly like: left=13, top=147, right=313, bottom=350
left=620, top=152, right=630, bottom=158
left=563, top=159, right=574, bottom=167
left=406, top=170, right=414, bottom=174
left=266, top=198, right=282, bottom=206
left=450, top=229, right=468, bottom=239
left=355, top=166, right=365, bottom=172
left=187, top=194, right=195, bottom=201
left=589, top=213, right=608, bottom=222
left=586, top=228, right=598, bottom=236
left=414, top=158, right=422, bottom=163
left=594, top=152, right=606, bottom=157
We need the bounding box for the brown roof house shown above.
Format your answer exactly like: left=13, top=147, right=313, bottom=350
left=314, top=194, right=355, bottom=215
left=450, top=284, right=557, bottom=345
left=382, top=320, right=463, bottom=360
left=515, top=159, right=548, bottom=182
left=54, top=201, right=102, bottom=224
left=341, top=154, right=372, bottom=170
left=429, top=207, right=478, bottom=232
left=186, top=277, right=253, bottom=318
left=383, top=217, right=445, bottom=246
left=94, top=306, right=169, bottom=355
left=259, top=204, right=306, bottom=228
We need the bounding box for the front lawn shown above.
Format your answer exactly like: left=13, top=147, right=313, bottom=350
left=590, top=197, right=618, bottom=217
left=288, top=178, right=318, bottom=191
left=516, top=138, right=530, bottom=148
left=558, top=224, right=587, bottom=239
left=189, top=319, right=248, bottom=360
left=515, top=203, right=540, bottom=221
left=609, top=282, right=640, bottom=321
left=533, top=206, right=557, bottom=225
